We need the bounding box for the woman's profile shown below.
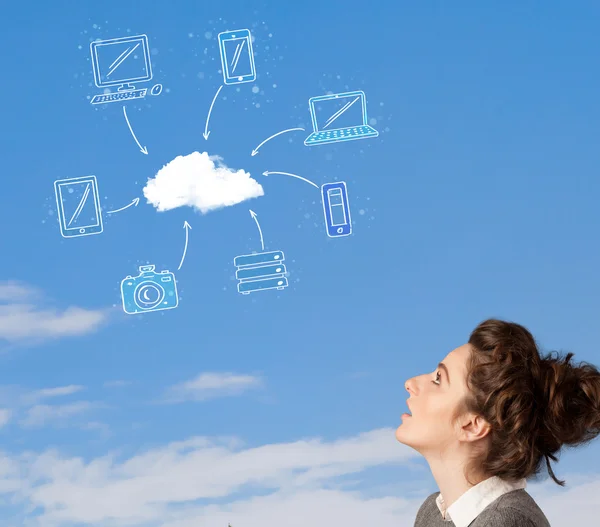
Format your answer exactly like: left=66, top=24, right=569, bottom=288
left=396, top=318, right=600, bottom=527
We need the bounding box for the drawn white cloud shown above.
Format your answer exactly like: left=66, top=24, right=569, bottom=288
left=143, top=151, right=264, bottom=214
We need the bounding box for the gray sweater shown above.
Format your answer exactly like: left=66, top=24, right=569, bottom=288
left=414, top=489, right=551, bottom=527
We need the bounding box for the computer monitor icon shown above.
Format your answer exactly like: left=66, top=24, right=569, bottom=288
left=304, top=90, right=379, bottom=147
left=89, top=34, right=162, bottom=105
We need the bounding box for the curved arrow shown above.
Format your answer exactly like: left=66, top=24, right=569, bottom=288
left=251, top=127, right=305, bottom=156
left=106, top=197, right=140, bottom=215
left=249, top=210, right=264, bottom=251
left=122, top=106, right=148, bottom=154
left=203, top=85, right=223, bottom=140
left=262, top=171, right=319, bottom=189
left=178, top=221, right=192, bottom=270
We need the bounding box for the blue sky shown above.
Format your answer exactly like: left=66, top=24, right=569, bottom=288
left=1, top=1, right=599, bottom=525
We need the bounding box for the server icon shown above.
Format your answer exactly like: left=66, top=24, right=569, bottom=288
left=234, top=250, right=289, bottom=295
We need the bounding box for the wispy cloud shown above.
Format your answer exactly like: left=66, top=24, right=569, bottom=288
left=19, top=401, right=95, bottom=428
left=164, top=372, right=264, bottom=403
left=103, top=380, right=133, bottom=389
left=1, top=427, right=420, bottom=525
left=0, top=427, right=595, bottom=526
left=0, top=408, right=11, bottom=427
left=0, top=384, right=99, bottom=430
left=21, top=384, right=85, bottom=406
left=0, top=281, right=110, bottom=345
left=0, top=281, right=37, bottom=301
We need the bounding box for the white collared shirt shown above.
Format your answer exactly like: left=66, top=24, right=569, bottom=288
left=435, top=476, right=527, bottom=527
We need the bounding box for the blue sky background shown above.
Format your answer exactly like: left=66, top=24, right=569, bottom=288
left=0, top=1, right=599, bottom=525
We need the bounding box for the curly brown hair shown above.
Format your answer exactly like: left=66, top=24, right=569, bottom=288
left=459, top=319, right=600, bottom=486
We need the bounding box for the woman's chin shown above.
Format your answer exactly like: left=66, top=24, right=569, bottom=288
left=395, top=424, right=408, bottom=444
left=395, top=422, right=420, bottom=451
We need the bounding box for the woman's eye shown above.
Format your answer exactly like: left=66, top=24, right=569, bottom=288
left=431, top=371, right=441, bottom=385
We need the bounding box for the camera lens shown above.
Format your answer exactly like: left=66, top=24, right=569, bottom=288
left=134, top=281, right=165, bottom=310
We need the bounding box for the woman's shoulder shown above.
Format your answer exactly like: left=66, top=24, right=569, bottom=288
left=417, top=491, right=440, bottom=511
left=414, top=492, right=443, bottom=526
left=475, top=489, right=551, bottom=527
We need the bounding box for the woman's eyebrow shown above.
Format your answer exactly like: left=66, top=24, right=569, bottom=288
left=438, top=362, right=451, bottom=384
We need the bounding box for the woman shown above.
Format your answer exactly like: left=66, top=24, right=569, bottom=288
left=396, top=318, right=600, bottom=527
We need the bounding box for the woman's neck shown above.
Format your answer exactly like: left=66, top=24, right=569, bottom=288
left=426, top=455, right=489, bottom=510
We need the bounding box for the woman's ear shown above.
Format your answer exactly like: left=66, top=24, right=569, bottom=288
left=457, top=413, right=492, bottom=443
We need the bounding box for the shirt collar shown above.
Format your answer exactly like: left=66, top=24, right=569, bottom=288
left=435, top=476, right=527, bottom=526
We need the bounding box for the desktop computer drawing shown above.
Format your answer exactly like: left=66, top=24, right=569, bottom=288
left=304, top=90, right=379, bottom=146
left=234, top=250, right=288, bottom=294
left=89, top=34, right=162, bottom=105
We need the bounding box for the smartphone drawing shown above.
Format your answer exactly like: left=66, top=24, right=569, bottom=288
left=54, top=175, right=103, bottom=238
left=218, top=29, right=256, bottom=85
left=321, top=182, right=352, bottom=238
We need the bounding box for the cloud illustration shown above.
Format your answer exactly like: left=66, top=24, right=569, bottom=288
left=143, top=151, right=264, bottom=214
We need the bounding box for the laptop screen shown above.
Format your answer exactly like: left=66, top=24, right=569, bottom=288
left=312, top=94, right=365, bottom=131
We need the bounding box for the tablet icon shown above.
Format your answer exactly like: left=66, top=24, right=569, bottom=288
left=322, top=182, right=352, bottom=237
left=218, top=29, right=256, bottom=85
left=120, top=265, right=179, bottom=315
left=234, top=250, right=288, bottom=294
left=54, top=175, right=103, bottom=238
left=304, top=90, right=379, bottom=146
left=89, top=34, right=163, bottom=105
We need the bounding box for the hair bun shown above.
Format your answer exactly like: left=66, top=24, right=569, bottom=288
left=466, top=319, right=600, bottom=486
left=537, top=351, right=600, bottom=449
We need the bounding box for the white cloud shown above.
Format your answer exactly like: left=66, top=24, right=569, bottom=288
left=3, top=427, right=420, bottom=526
left=0, top=281, right=109, bottom=345
left=0, top=427, right=596, bottom=526
left=165, top=372, right=263, bottom=402
left=527, top=474, right=600, bottom=526
left=0, top=408, right=11, bottom=427
left=143, top=151, right=264, bottom=214
left=0, top=384, right=101, bottom=431
left=103, top=380, right=132, bottom=388
left=0, top=281, right=37, bottom=301
left=20, top=401, right=94, bottom=428
left=21, top=385, right=85, bottom=406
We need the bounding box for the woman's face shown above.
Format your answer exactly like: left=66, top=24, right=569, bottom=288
left=395, top=344, right=473, bottom=455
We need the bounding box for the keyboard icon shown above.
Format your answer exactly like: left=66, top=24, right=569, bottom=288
left=304, top=125, right=378, bottom=145
left=90, top=88, right=147, bottom=105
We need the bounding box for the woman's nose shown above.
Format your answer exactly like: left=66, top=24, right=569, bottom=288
left=405, top=378, right=416, bottom=395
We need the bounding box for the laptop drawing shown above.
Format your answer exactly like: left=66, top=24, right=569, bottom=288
left=304, top=90, right=379, bottom=146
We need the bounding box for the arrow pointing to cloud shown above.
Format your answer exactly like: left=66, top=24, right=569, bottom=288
left=262, top=171, right=319, bottom=189
left=203, top=85, right=223, bottom=140
left=251, top=127, right=305, bottom=156
left=249, top=210, right=264, bottom=251
left=106, top=197, right=140, bottom=215
left=177, top=221, right=192, bottom=270
left=122, top=106, right=148, bottom=154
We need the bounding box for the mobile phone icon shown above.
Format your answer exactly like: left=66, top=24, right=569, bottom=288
left=218, top=29, right=256, bottom=85
left=54, top=175, right=103, bottom=238
left=321, top=181, right=352, bottom=238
